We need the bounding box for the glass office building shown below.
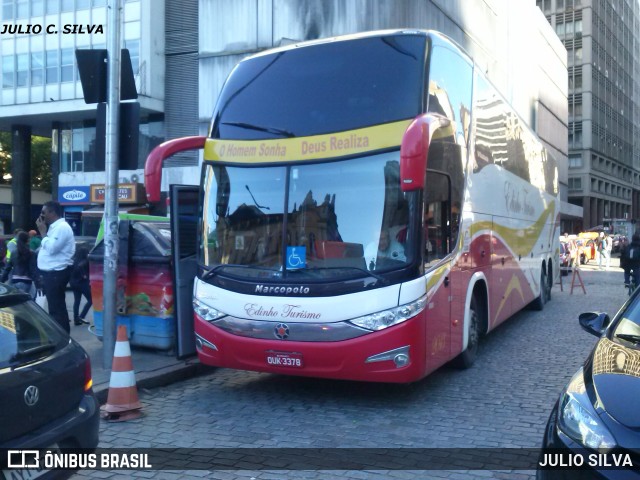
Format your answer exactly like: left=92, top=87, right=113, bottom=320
left=538, top=0, right=640, bottom=231
left=0, top=0, right=166, bottom=233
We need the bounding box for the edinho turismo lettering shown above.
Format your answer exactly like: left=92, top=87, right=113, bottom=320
left=244, top=303, right=321, bottom=320
left=504, top=181, right=535, bottom=216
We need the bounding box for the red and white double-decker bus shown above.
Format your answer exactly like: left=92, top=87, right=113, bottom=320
left=146, top=30, right=560, bottom=383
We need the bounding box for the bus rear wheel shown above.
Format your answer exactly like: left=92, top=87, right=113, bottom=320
left=530, top=269, right=547, bottom=311
left=454, top=295, right=480, bottom=369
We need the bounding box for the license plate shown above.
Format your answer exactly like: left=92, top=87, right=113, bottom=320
left=2, top=446, right=60, bottom=480
left=2, top=466, right=49, bottom=480
left=265, top=351, right=304, bottom=368
left=3, top=450, right=51, bottom=480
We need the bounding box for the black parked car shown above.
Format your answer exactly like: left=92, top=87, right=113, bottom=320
left=538, top=293, right=640, bottom=479
left=0, top=283, right=99, bottom=473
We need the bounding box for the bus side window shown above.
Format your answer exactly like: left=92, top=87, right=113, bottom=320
left=427, top=45, right=473, bottom=148
left=424, top=170, right=451, bottom=266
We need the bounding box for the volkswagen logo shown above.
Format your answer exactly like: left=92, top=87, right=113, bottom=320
left=24, top=385, right=39, bottom=406
left=274, top=323, right=290, bottom=340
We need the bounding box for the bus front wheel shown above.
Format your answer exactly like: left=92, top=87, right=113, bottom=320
left=454, top=295, right=480, bottom=369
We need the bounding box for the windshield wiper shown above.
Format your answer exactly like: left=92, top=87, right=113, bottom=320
left=9, top=342, right=56, bottom=363
left=288, top=266, right=389, bottom=286
left=202, top=264, right=250, bottom=281
left=615, top=333, right=640, bottom=344
left=221, top=121, right=295, bottom=138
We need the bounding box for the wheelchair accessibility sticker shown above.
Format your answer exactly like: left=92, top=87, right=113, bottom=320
left=286, top=246, right=306, bottom=269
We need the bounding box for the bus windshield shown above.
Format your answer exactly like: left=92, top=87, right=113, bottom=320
left=210, top=34, right=425, bottom=140
left=199, top=152, right=417, bottom=281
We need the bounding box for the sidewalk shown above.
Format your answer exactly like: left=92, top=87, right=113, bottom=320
left=65, top=290, right=209, bottom=403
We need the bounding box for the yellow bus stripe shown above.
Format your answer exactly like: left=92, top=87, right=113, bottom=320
left=203, top=120, right=413, bottom=163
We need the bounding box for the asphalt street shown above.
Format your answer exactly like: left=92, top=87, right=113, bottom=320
left=70, top=258, right=630, bottom=480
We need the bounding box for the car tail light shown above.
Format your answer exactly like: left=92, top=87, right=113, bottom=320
left=84, top=355, right=93, bottom=392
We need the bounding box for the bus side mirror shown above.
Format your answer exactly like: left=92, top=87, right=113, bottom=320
left=400, top=114, right=449, bottom=192
left=144, top=136, right=207, bottom=203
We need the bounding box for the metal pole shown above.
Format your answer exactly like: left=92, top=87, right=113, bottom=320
left=103, top=0, right=122, bottom=370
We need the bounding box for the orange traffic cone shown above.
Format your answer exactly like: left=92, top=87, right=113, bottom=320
left=100, top=325, right=143, bottom=422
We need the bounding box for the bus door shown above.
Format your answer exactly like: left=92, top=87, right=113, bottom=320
left=424, top=170, right=453, bottom=370
left=456, top=211, right=491, bottom=352
left=170, top=185, right=200, bottom=358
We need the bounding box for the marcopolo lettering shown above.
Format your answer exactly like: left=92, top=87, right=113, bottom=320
left=255, top=284, right=310, bottom=295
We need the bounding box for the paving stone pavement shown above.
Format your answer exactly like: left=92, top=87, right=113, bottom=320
left=70, top=260, right=630, bottom=480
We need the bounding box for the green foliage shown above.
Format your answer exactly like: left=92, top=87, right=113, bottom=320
left=0, top=131, right=9, bottom=185
left=0, top=131, right=52, bottom=193
left=31, top=136, right=52, bottom=192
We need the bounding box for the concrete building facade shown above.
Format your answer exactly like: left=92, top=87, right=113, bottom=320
left=538, top=0, right=640, bottom=232
left=0, top=0, right=569, bottom=235
left=0, top=0, right=164, bottom=233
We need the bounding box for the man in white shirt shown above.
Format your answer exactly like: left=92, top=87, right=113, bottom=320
left=36, top=201, right=76, bottom=333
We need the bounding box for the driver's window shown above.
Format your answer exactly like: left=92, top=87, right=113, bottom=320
left=424, top=170, right=451, bottom=267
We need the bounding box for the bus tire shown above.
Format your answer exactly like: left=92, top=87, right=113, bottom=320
left=454, top=295, right=480, bottom=369
left=530, top=269, right=547, bottom=311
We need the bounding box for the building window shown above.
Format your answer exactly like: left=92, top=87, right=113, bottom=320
left=59, top=122, right=101, bottom=173
left=568, top=177, right=582, bottom=191
left=569, top=155, right=582, bottom=168
left=569, top=131, right=582, bottom=148
left=2, top=56, right=14, bottom=88
left=61, top=0, right=74, bottom=12
left=60, top=128, right=72, bottom=173
left=125, top=39, right=139, bottom=75
left=72, top=124, right=84, bottom=172
left=16, top=0, right=28, bottom=18
left=572, top=103, right=582, bottom=116
left=46, top=0, right=58, bottom=14
left=46, top=50, right=58, bottom=83
left=60, top=48, right=74, bottom=82
left=574, top=19, right=582, bottom=34
left=16, top=53, right=28, bottom=87
left=31, top=0, right=44, bottom=16
left=31, top=52, right=44, bottom=86
left=574, top=73, right=582, bottom=89
left=2, top=0, right=13, bottom=20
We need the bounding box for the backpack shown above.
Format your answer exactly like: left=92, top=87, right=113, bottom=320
left=629, top=246, right=640, bottom=261
left=598, top=237, right=605, bottom=251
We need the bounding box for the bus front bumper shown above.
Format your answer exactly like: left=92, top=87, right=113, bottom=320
left=194, top=314, right=431, bottom=383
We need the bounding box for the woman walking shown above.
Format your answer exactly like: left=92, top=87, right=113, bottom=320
left=70, top=246, right=92, bottom=326
left=0, top=231, right=39, bottom=295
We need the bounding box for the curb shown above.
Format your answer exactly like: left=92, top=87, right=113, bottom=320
left=94, top=361, right=211, bottom=404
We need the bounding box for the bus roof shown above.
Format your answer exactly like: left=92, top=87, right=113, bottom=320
left=242, top=29, right=459, bottom=61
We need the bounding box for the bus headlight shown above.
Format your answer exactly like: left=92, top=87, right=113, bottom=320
left=348, top=295, right=427, bottom=331
left=193, top=298, right=226, bottom=322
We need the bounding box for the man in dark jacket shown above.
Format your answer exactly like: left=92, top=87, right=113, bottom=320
left=620, top=232, right=640, bottom=287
